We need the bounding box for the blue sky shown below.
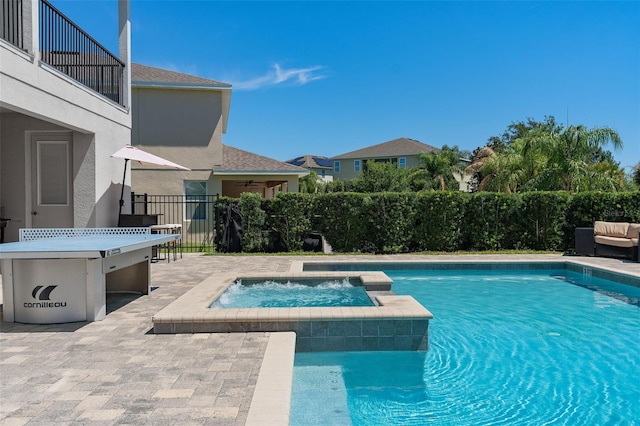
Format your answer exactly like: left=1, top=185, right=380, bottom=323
left=56, top=1, right=639, bottom=170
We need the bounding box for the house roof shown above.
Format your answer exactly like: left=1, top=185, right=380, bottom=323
left=131, top=63, right=232, bottom=133
left=285, top=155, right=333, bottom=169
left=213, top=145, right=309, bottom=176
left=131, top=63, right=231, bottom=88
left=332, top=137, right=439, bottom=160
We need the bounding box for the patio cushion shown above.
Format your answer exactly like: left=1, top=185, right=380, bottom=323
left=594, top=235, right=635, bottom=248
left=594, top=221, right=629, bottom=238
left=626, top=223, right=640, bottom=240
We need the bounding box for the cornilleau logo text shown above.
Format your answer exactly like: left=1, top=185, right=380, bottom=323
left=24, top=285, right=67, bottom=308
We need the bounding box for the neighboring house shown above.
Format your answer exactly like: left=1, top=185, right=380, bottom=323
left=331, top=137, right=438, bottom=181
left=0, top=0, right=132, bottom=242
left=129, top=63, right=306, bottom=200
left=331, top=137, right=473, bottom=191
left=285, top=155, right=333, bottom=182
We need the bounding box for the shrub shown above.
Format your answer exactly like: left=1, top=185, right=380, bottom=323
left=238, top=193, right=266, bottom=252
left=263, top=193, right=313, bottom=252
left=214, top=191, right=640, bottom=253
left=412, top=192, right=467, bottom=251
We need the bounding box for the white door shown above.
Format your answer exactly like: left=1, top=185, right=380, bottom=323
left=30, top=134, right=74, bottom=228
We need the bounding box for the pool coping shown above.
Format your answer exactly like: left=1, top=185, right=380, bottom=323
left=246, top=332, right=296, bottom=426
left=294, top=258, right=640, bottom=283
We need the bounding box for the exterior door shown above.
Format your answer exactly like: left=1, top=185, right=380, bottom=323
left=30, top=134, right=74, bottom=228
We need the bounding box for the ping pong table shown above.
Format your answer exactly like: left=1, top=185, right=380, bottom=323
left=0, top=228, right=180, bottom=324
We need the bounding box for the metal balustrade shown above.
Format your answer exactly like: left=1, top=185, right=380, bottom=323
left=1, top=0, right=24, bottom=49
left=39, top=0, right=124, bottom=105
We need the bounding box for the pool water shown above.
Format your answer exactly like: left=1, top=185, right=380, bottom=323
left=210, top=278, right=374, bottom=308
left=291, top=269, right=640, bottom=425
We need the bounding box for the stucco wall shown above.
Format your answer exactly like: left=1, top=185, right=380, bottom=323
left=1, top=44, right=130, bottom=131
left=332, top=155, right=422, bottom=181
left=0, top=114, right=65, bottom=241
left=1, top=41, right=132, bottom=236
left=130, top=169, right=207, bottom=196
left=131, top=87, right=224, bottom=169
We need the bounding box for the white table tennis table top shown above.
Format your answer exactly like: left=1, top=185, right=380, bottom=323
left=0, top=233, right=179, bottom=259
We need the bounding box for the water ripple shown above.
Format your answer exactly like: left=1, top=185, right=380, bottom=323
left=293, top=269, right=640, bottom=425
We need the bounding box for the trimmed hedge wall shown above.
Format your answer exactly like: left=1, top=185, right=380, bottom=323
left=219, top=191, right=640, bottom=254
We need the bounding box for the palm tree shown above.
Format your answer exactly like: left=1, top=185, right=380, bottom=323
left=473, top=120, right=625, bottom=193
left=465, top=146, right=496, bottom=191
left=468, top=140, right=546, bottom=193
left=527, top=125, right=623, bottom=192
left=416, top=145, right=465, bottom=191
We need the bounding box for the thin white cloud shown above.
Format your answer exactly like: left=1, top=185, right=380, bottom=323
left=231, top=64, right=327, bottom=90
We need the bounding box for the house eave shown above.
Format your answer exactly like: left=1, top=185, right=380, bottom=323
left=213, top=170, right=308, bottom=177
left=332, top=152, right=423, bottom=160
left=131, top=81, right=232, bottom=90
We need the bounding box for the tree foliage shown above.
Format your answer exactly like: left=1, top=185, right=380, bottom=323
left=633, top=163, right=640, bottom=188
left=321, top=146, right=470, bottom=193
left=469, top=117, right=628, bottom=193
left=352, top=161, right=410, bottom=193
left=299, top=170, right=322, bottom=194
left=414, top=145, right=466, bottom=191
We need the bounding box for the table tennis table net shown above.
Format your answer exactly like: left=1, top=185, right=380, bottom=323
left=20, top=227, right=151, bottom=241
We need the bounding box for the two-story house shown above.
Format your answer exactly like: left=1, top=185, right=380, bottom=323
left=129, top=63, right=307, bottom=200
left=0, top=0, right=132, bottom=242
left=331, top=137, right=473, bottom=191
left=331, top=137, right=438, bottom=181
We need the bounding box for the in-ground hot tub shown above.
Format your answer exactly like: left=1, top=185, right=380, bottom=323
left=210, top=277, right=376, bottom=308
left=153, top=271, right=433, bottom=352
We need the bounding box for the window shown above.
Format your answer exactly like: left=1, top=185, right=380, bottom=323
left=321, top=169, right=326, bottom=178
left=184, top=181, right=207, bottom=220
left=354, top=160, right=361, bottom=172
left=399, top=157, right=407, bottom=169
left=334, top=161, right=341, bottom=173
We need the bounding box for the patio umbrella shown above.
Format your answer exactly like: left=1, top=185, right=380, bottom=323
left=111, top=145, right=190, bottom=224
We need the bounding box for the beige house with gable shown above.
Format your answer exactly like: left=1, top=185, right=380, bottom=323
left=129, top=63, right=307, bottom=200
left=331, top=137, right=439, bottom=181
left=331, top=137, right=473, bottom=191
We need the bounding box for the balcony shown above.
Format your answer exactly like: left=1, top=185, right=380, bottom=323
left=1, top=0, right=125, bottom=106
left=1, top=0, right=24, bottom=49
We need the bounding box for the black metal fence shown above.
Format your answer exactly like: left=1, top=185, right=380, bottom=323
left=39, top=0, right=125, bottom=105
left=1, top=0, right=24, bottom=49
left=132, top=193, right=219, bottom=252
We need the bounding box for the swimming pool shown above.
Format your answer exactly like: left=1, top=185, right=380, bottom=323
left=209, top=278, right=375, bottom=308
left=291, top=267, right=640, bottom=425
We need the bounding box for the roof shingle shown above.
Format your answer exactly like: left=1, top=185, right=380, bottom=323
left=332, top=137, right=439, bottom=160
left=131, top=63, right=231, bottom=88
left=285, top=155, right=332, bottom=169
left=215, top=145, right=308, bottom=174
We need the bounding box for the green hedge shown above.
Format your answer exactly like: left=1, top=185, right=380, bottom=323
left=220, top=191, right=640, bottom=254
left=413, top=192, right=467, bottom=252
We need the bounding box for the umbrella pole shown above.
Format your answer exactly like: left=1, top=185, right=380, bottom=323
left=117, top=158, right=129, bottom=226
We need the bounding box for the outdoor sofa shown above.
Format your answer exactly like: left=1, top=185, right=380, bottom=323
left=593, top=221, right=639, bottom=261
